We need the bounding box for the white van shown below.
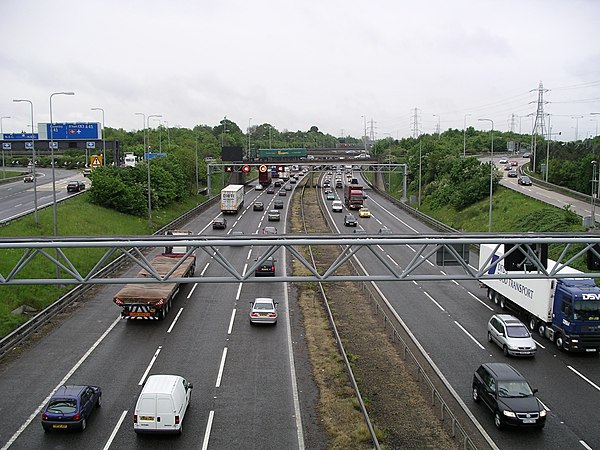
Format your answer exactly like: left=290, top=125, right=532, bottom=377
left=331, top=200, right=343, bottom=212
left=134, top=375, right=193, bottom=434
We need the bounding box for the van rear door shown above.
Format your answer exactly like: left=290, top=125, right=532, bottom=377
left=136, top=395, right=157, bottom=430
left=156, top=395, right=176, bottom=430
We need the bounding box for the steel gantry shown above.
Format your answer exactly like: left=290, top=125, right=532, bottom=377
left=0, top=234, right=599, bottom=285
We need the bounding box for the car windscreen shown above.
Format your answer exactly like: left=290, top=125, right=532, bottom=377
left=506, top=325, right=530, bottom=338
left=254, top=302, right=273, bottom=310
left=497, top=381, right=533, bottom=398
left=47, top=399, right=77, bottom=413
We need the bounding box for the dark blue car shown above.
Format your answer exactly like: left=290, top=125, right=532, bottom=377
left=41, top=385, right=102, bottom=432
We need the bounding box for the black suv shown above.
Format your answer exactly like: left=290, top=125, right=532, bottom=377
left=67, top=181, right=85, bottom=192
left=472, top=363, right=546, bottom=430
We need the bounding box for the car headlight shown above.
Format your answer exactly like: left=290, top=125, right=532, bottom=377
left=540, top=409, right=547, bottom=417
left=503, top=410, right=516, bottom=418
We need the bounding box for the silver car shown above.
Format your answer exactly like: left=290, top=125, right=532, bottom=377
left=249, top=298, right=278, bottom=324
left=487, top=314, right=536, bottom=357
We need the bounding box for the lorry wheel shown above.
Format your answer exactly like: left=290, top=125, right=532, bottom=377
left=529, top=317, right=537, bottom=332
left=556, top=335, right=565, bottom=351
left=499, top=296, right=507, bottom=310
left=538, top=323, right=546, bottom=337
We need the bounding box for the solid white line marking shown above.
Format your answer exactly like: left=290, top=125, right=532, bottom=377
left=567, top=365, right=600, bottom=391
left=138, top=346, right=162, bottom=386
left=1, top=316, right=121, bottom=450
left=468, top=292, right=494, bottom=311
left=102, top=409, right=128, bottom=450
left=454, top=321, right=485, bottom=349
left=533, top=339, right=545, bottom=349
left=187, top=283, right=198, bottom=298
left=228, top=309, right=236, bottom=334
left=580, top=440, right=593, bottom=450
left=424, top=291, right=445, bottom=311
left=167, top=308, right=184, bottom=333
left=200, top=262, right=210, bottom=276
left=201, top=410, right=215, bottom=450
left=215, top=348, right=228, bottom=388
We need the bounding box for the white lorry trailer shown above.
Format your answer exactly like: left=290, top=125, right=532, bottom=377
left=220, top=184, right=244, bottom=214
left=479, top=244, right=600, bottom=352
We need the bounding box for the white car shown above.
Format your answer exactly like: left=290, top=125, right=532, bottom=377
left=255, top=184, right=264, bottom=191
left=331, top=200, right=343, bottom=212
left=498, top=158, right=508, bottom=164
left=249, top=297, right=278, bottom=324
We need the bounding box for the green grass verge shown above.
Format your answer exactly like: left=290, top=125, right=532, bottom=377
left=0, top=170, right=25, bottom=180
left=0, top=192, right=207, bottom=337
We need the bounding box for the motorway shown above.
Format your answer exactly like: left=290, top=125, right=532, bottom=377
left=0, top=168, right=87, bottom=223
left=0, top=166, right=599, bottom=449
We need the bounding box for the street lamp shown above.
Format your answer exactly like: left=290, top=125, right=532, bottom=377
left=195, top=135, right=199, bottom=195
left=49, top=91, right=75, bottom=281
left=146, top=114, right=162, bottom=229
left=13, top=100, right=38, bottom=225
left=221, top=116, right=227, bottom=148
left=248, top=117, right=252, bottom=159
left=151, top=117, right=162, bottom=152
left=463, top=113, right=471, bottom=156
left=478, top=118, right=494, bottom=232
left=592, top=161, right=597, bottom=229
left=571, top=115, right=584, bottom=141
left=1, top=116, right=10, bottom=176
left=165, top=120, right=170, bottom=150
left=90, top=107, right=105, bottom=165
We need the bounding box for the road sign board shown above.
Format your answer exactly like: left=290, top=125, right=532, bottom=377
left=2, top=133, right=39, bottom=141
left=90, top=155, right=102, bottom=167
left=2, top=143, right=11, bottom=150
left=86, top=142, right=96, bottom=148
left=39, top=122, right=101, bottom=140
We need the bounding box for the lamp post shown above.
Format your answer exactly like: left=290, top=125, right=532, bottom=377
left=418, top=137, right=423, bottom=208
left=49, top=91, right=75, bottom=281
left=591, top=113, right=600, bottom=137
left=571, top=115, right=584, bottom=141
left=247, top=117, right=252, bottom=159
left=478, top=118, right=494, bottom=232
left=151, top=117, right=162, bottom=152
left=90, top=107, right=105, bottom=165
left=221, top=116, right=227, bottom=148
left=13, top=100, right=38, bottom=225
left=146, top=114, right=162, bottom=228
left=361, top=115, right=367, bottom=153
left=165, top=120, right=170, bottom=150
left=592, top=161, right=597, bottom=228
left=195, top=135, right=199, bottom=195
left=0, top=116, right=10, bottom=176
left=463, top=113, right=471, bottom=156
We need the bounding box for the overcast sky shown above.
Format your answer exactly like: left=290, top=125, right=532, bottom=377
left=2, top=0, right=599, bottom=142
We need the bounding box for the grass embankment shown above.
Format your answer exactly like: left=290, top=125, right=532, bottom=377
left=0, top=170, right=24, bottom=180
left=0, top=192, right=207, bottom=337
left=290, top=186, right=457, bottom=449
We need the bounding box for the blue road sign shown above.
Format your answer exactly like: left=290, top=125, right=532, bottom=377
left=2, top=133, right=39, bottom=140
left=44, top=123, right=100, bottom=140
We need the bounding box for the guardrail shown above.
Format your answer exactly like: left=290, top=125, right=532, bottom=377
left=0, top=194, right=220, bottom=360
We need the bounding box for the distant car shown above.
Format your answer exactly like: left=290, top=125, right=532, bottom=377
left=353, top=228, right=367, bottom=234
left=261, top=227, right=278, bottom=235
left=23, top=174, right=35, bottom=182
left=82, top=168, right=92, bottom=177
left=326, top=193, right=335, bottom=201
left=498, top=158, right=508, bottom=164
left=510, top=160, right=518, bottom=166
left=273, top=180, right=282, bottom=187
left=255, top=184, right=264, bottom=191
left=253, top=201, right=264, bottom=211
left=67, top=181, right=85, bottom=192
left=518, top=176, right=532, bottom=186
left=249, top=297, right=278, bottom=325
left=472, top=363, right=546, bottom=429
left=41, top=385, right=102, bottom=432
left=284, top=184, right=293, bottom=191
left=279, top=190, right=287, bottom=196
left=331, top=200, right=343, bottom=212
left=378, top=226, right=393, bottom=234
left=507, top=170, right=518, bottom=178
left=266, top=187, right=275, bottom=194
left=268, top=209, right=281, bottom=221
left=522, top=152, right=531, bottom=158
left=487, top=314, right=536, bottom=357
left=212, top=217, right=227, bottom=229
left=358, top=207, right=371, bottom=218
left=273, top=200, right=284, bottom=209
left=504, top=165, right=512, bottom=171
left=290, top=178, right=297, bottom=184
left=344, top=214, right=357, bottom=226
left=255, top=256, right=276, bottom=276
